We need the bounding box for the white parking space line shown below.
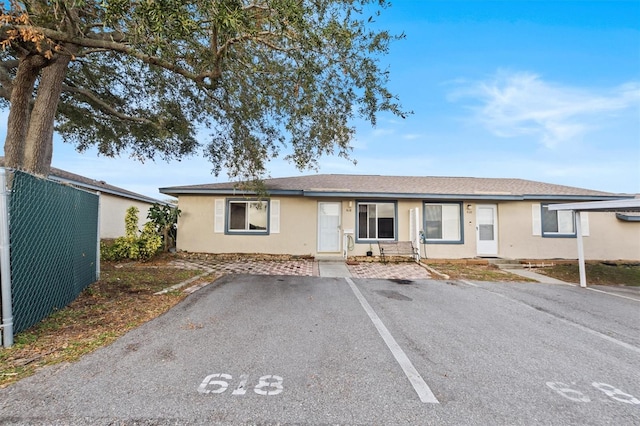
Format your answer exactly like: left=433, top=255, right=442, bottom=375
left=557, top=316, right=640, bottom=355
left=586, top=287, right=640, bottom=302
left=345, top=278, right=439, bottom=404
left=463, top=278, right=640, bottom=303
left=460, top=280, right=640, bottom=355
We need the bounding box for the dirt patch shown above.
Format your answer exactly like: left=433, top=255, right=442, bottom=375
left=424, top=262, right=533, bottom=282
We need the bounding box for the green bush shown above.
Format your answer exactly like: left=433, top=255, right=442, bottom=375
left=101, top=207, right=163, bottom=261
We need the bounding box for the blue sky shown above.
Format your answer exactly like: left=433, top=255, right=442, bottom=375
left=2, top=0, right=639, bottom=199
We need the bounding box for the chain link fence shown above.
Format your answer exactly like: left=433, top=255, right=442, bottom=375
left=1, top=169, right=99, bottom=343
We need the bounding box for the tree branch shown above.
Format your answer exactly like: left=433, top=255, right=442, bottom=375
left=217, top=31, right=294, bottom=57
left=11, top=25, right=221, bottom=87
left=62, top=84, right=154, bottom=125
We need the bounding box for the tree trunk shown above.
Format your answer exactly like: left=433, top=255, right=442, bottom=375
left=23, top=48, right=75, bottom=175
left=3, top=55, right=46, bottom=169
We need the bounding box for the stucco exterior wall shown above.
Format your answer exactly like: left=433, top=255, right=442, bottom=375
left=584, top=211, right=640, bottom=260
left=176, top=195, right=319, bottom=255
left=100, top=194, right=154, bottom=239
left=175, top=195, right=640, bottom=261
left=497, top=201, right=575, bottom=259
left=496, top=202, right=640, bottom=260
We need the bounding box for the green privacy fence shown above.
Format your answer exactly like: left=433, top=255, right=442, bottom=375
left=1, top=169, right=99, bottom=339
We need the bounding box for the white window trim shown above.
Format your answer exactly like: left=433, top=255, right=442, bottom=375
left=215, top=198, right=280, bottom=235
left=226, top=199, right=270, bottom=235
left=423, top=202, right=463, bottom=244
left=356, top=201, right=397, bottom=241
left=537, top=203, right=590, bottom=238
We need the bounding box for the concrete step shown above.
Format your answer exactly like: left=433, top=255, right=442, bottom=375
left=317, top=261, right=352, bottom=278
left=487, top=258, right=523, bottom=269
left=315, top=255, right=345, bottom=261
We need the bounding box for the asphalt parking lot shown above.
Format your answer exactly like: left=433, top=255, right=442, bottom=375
left=1, top=275, right=639, bottom=425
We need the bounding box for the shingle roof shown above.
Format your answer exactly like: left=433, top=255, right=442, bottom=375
left=0, top=158, right=164, bottom=204
left=48, top=167, right=164, bottom=204
left=160, top=174, right=622, bottom=201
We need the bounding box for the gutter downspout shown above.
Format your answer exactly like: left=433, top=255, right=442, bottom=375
left=0, top=168, right=13, bottom=347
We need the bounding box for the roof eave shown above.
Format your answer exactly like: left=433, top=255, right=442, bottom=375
left=159, top=188, right=305, bottom=196
left=159, top=189, right=621, bottom=201
left=52, top=177, right=166, bottom=205
left=303, top=191, right=527, bottom=200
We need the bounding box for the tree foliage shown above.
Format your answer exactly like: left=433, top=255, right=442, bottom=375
left=1, top=1, right=406, bottom=179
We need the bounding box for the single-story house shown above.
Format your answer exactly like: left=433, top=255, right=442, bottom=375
left=159, top=174, right=640, bottom=261
left=0, top=158, right=166, bottom=238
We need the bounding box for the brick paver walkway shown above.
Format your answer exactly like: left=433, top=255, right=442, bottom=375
left=347, top=262, right=431, bottom=279
left=171, top=257, right=430, bottom=280
left=171, top=258, right=316, bottom=276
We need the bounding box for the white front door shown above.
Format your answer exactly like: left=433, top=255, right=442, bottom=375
left=318, top=202, right=341, bottom=252
left=476, top=204, right=498, bottom=256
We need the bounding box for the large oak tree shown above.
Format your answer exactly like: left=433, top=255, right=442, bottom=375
left=0, top=0, right=405, bottom=180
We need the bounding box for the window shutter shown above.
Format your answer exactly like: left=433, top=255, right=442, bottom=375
left=270, top=200, right=280, bottom=234
left=532, top=204, right=541, bottom=236
left=214, top=199, right=224, bottom=233
left=580, top=212, right=590, bottom=236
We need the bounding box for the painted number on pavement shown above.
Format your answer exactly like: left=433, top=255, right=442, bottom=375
left=198, top=374, right=283, bottom=396
left=546, top=382, right=640, bottom=404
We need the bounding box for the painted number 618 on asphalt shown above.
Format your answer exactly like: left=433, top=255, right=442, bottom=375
left=198, top=373, right=283, bottom=396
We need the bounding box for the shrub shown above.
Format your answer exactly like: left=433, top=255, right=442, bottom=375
left=101, top=207, right=163, bottom=261
left=147, top=203, right=181, bottom=251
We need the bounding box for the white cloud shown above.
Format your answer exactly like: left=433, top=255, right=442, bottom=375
left=402, top=133, right=423, bottom=140
left=371, top=128, right=395, bottom=137
left=449, top=70, right=640, bottom=148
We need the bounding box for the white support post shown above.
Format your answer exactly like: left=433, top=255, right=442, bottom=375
left=410, top=208, right=420, bottom=260
left=343, top=232, right=347, bottom=259
left=343, top=229, right=354, bottom=259
left=0, top=169, right=14, bottom=347
left=575, top=211, right=587, bottom=288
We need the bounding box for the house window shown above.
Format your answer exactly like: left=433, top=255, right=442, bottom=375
left=424, top=203, right=462, bottom=243
left=357, top=202, right=396, bottom=240
left=541, top=204, right=575, bottom=237
left=227, top=200, right=268, bottom=233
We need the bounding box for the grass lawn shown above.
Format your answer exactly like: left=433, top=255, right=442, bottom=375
left=536, top=262, right=640, bottom=286
left=0, top=260, right=210, bottom=388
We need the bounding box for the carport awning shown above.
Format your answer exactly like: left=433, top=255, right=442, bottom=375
left=548, top=198, right=640, bottom=213
left=548, top=198, right=640, bottom=288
